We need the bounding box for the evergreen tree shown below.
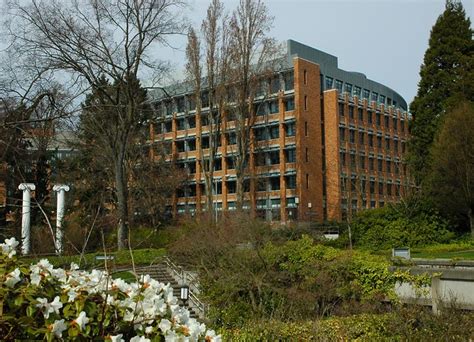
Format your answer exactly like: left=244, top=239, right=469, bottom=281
left=408, top=0, right=473, bottom=185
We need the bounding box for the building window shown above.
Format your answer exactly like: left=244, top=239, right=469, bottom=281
left=286, top=175, right=296, bottom=189
left=359, top=155, right=365, bottom=169
left=303, top=69, right=307, bottom=85
left=339, top=127, right=346, bottom=141
left=284, top=72, right=294, bottom=91
left=285, top=98, right=295, bottom=111
left=369, top=157, right=374, bottom=171
left=379, top=94, right=386, bottom=105
left=349, top=106, right=354, bottom=119
left=378, top=182, right=384, bottom=195
left=378, top=158, right=383, bottom=172
left=350, top=154, right=356, bottom=168
left=358, top=108, right=363, bottom=121
left=345, top=83, right=353, bottom=94
left=268, top=151, right=280, bottom=165
left=371, top=92, right=378, bottom=102
left=255, top=127, right=267, bottom=141
left=227, top=132, right=237, bottom=145
left=269, top=101, right=279, bottom=114
left=358, top=132, right=365, bottom=145
left=325, top=76, right=333, bottom=90
left=385, top=137, right=390, bottom=150
left=386, top=160, right=391, bottom=173
left=387, top=183, right=392, bottom=196
left=188, top=116, right=196, bottom=128
left=226, top=156, right=235, bottom=169
left=367, top=110, right=373, bottom=124
left=393, top=118, right=398, bottom=131
left=305, top=121, right=308, bottom=136
left=363, top=89, right=370, bottom=99
left=384, top=115, right=390, bottom=129
left=285, top=122, right=296, bottom=137
left=269, top=125, right=279, bottom=139
left=394, top=140, right=399, bottom=153
left=335, top=80, right=343, bottom=92
left=340, top=152, right=346, bottom=167
left=370, top=181, right=375, bottom=194
left=368, top=134, right=374, bottom=147
left=177, top=118, right=186, bottom=131
left=339, top=103, right=345, bottom=117
left=377, top=136, right=382, bottom=148
left=286, top=148, right=296, bottom=163
left=376, top=113, right=381, bottom=127
left=401, top=141, right=406, bottom=153
left=349, top=130, right=355, bottom=143
left=269, top=177, right=280, bottom=190
left=270, top=77, right=280, bottom=93
left=401, top=120, right=405, bottom=133
left=306, top=174, right=309, bottom=189
left=353, top=86, right=361, bottom=97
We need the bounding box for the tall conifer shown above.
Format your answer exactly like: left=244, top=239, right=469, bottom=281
left=408, top=0, right=473, bottom=185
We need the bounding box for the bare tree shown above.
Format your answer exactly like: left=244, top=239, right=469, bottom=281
left=6, top=0, right=185, bottom=249
left=227, top=0, right=278, bottom=210
left=186, top=0, right=230, bottom=219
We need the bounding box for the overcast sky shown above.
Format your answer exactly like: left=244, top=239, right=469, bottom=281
left=164, top=0, right=473, bottom=106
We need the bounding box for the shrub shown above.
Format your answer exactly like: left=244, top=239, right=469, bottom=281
left=352, top=201, right=454, bottom=250
left=0, top=237, right=219, bottom=341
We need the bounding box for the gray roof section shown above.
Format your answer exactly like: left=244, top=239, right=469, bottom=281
left=287, top=40, right=407, bottom=110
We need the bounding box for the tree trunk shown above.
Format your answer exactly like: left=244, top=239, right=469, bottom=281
left=115, top=158, right=129, bottom=250
left=469, top=208, right=473, bottom=239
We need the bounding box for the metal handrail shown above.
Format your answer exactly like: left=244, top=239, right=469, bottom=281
left=162, top=256, right=208, bottom=318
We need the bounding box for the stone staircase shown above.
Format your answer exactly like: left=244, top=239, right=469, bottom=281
left=126, top=262, right=204, bottom=319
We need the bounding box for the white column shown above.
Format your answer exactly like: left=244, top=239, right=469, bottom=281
left=53, top=184, right=70, bottom=255
left=18, top=183, right=36, bottom=255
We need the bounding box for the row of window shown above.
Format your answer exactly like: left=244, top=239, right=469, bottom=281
left=339, top=127, right=406, bottom=152
left=338, top=104, right=406, bottom=133
left=340, top=152, right=405, bottom=174
left=326, top=76, right=400, bottom=108
left=155, top=72, right=295, bottom=117
left=340, top=178, right=403, bottom=196
left=176, top=174, right=297, bottom=198
left=156, top=102, right=296, bottom=134
left=175, top=147, right=296, bottom=173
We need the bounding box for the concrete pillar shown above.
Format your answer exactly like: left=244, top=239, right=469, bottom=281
left=53, top=184, right=70, bottom=255
left=18, top=183, right=36, bottom=255
left=431, top=275, right=441, bottom=315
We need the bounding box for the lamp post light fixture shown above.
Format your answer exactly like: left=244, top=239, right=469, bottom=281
left=180, top=285, right=189, bottom=305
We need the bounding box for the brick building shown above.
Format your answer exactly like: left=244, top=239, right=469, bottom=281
left=149, top=40, right=411, bottom=222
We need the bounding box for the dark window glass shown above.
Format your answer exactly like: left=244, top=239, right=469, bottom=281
left=285, top=122, right=296, bottom=136
left=339, top=103, right=345, bottom=116
left=368, top=111, right=373, bottom=124
left=359, top=132, right=365, bottom=145
left=286, top=175, right=296, bottom=189
left=349, top=130, right=355, bottom=143
left=286, top=148, right=296, bottom=163
left=349, top=106, right=354, bottom=119
left=358, top=108, right=364, bottom=121
left=285, top=98, right=295, bottom=111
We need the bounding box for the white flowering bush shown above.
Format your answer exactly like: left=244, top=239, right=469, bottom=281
left=0, top=238, right=219, bottom=341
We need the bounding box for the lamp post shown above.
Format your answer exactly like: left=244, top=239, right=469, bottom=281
left=18, top=183, right=36, bottom=255
left=53, top=184, right=70, bottom=255
left=180, top=284, right=189, bottom=306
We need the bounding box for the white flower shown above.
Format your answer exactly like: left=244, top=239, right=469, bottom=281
left=130, top=336, right=151, bottom=342
left=1, top=237, right=19, bottom=258
left=205, top=330, right=221, bottom=342
left=159, top=319, right=172, bottom=334
left=49, top=319, right=67, bottom=337
left=145, top=326, right=153, bottom=334
left=74, top=311, right=89, bottom=331
left=109, top=334, right=124, bottom=342
left=5, top=268, right=21, bottom=288
left=36, top=296, right=63, bottom=319
left=70, top=262, right=79, bottom=271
